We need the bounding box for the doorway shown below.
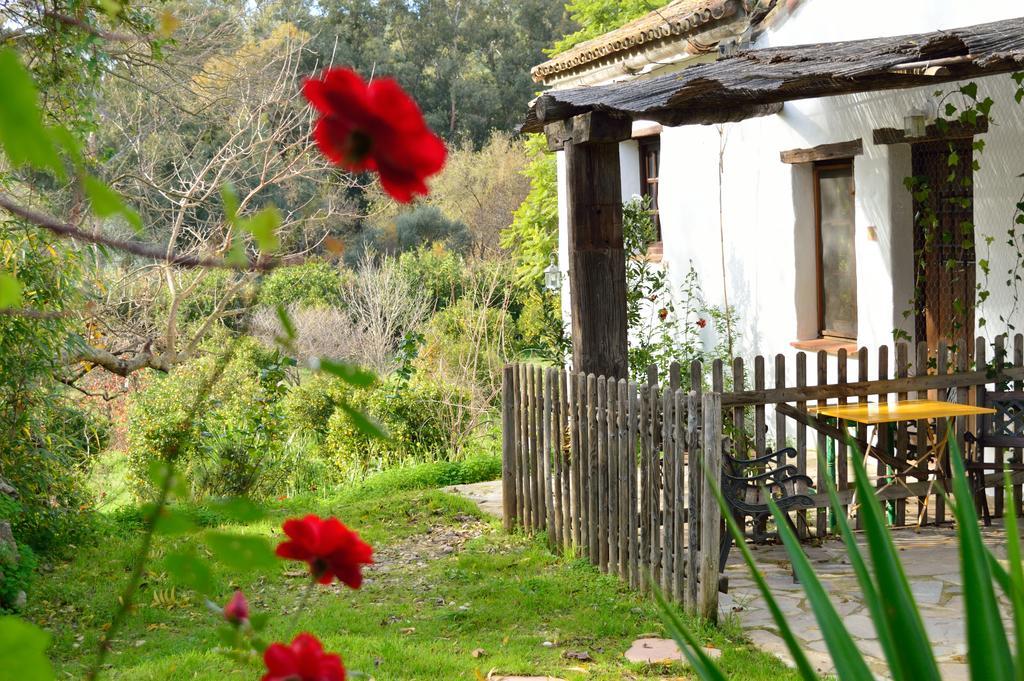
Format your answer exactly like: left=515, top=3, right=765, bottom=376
left=911, top=138, right=976, bottom=352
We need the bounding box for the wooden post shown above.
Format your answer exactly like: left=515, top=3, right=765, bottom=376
left=699, top=392, right=723, bottom=622
left=673, top=389, right=686, bottom=603
left=617, top=378, right=630, bottom=581
left=502, top=366, right=516, bottom=531
left=587, top=374, right=600, bottom=562
left=628, top=381, right=640, bottom=588
left=795, top=352, right=809, bottom=536
left=686, top=390, right=701, bottom=611
left=555, top=113, right=631, bottom=379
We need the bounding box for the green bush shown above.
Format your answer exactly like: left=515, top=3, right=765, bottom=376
left=258, top=260, right=342, bottom=309
left=323, top=376, right=472, bottom=478
left=0, top=538, right=36, bottom=612
left=280, top=372, right=352, bottom=443
left=396, top=247, right=467, bottom=311
left=353, top=453, right=501, bottom=497
left=125, top=339, right=294, bottom=500
left=395, top=206, right=472, bottom=254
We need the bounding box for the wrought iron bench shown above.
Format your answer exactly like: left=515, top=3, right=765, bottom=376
left=718, top=447, right=816, bottom=575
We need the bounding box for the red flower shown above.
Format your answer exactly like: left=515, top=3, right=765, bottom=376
left=696, top=318, right=708, bottom=328
left=303, top=68, right=446, bottom=203
left=275, top=515, right=373, bottom=588
left=262, top=633, right=344, bottom=681
left=223, top=590, right=249, bottom=625
left=657, top=308, right=668, bottom=321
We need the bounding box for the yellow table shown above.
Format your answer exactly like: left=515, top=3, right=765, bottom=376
left=812, top=399, right=995, bottom=425
left=809, top=399, right=995, bottom=525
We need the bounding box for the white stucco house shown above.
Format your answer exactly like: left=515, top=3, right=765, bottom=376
left=528, top=0, right=1024, bottom=375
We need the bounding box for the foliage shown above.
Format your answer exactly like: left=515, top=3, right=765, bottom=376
left=369, top=131, right=532, bottom=253
left=125, top=339, right=294, bottom=500
left=350, top=453, right=502, bottom=496
left=282, top=0, right=569, bottom=147
left=394, top=206, right=473, bottom=254
left=502, top=134, right=559, bottom=287
left=323, top=375, right=473, bottom=478
left=0, top=540, right=37, bottom=612
left=515, top=288, right=570, bottom=364
left=396, top=247, right=467, bottom=312
left=258, top=261, right=342, bottom=309
left=623, top=199, right=737, bottom=384
left=549, top=0, right=667, bottom=55
left=0, top=227, right=99, bottom=555
left=666, top=436, right=1022, bottom=681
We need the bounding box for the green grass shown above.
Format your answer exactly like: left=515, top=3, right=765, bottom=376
left=23, top=479, right=803, bottom=680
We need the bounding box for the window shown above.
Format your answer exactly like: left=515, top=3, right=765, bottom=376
left=639, top=136, right=661, bottom=240
left=814, top=160, right=857, bottom=339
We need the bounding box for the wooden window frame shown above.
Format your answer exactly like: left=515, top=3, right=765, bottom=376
left=813, top=159, right=857, bottom=341
left=639, top=135, right=661, bottom=242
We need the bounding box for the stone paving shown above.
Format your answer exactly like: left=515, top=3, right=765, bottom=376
left=451, top=480, right=1021, bottom=679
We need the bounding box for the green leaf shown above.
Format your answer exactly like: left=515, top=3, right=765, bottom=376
left=653, top=586, right=729, bottom=681
left=338, top=400, right=388, bottom=440
left=946, top=437, right=1014, bottom=678
left=0, top=272, right=23, bottom=309
left=767, top=494, right=875, bottom=681
left=817, top=450, right=902, bottom=676
left=960, top=82, right=979, bottom=100
left=225, top=236, right=248, bottom=267
left=205, top=532, right=277, bottom=571
left=319, top=359, right=376, bottom=387
left=847, top=449, right=941, bottom=680
left=700, top=465, right=819, bottom=679
left=83, top=175, right=143, bottom=233
left=0, top=616, right=54, bottom=681
left=276, top=304, right=296, bottom=342
left=997, top=470, right=1024, bottom=678
left=164, top=550, right=216, bottom=595
left=238, top=206, right=281, bottom=253
left=221, top=184, right=240, bottom=225
left=0, top=49, right=62, bottom=176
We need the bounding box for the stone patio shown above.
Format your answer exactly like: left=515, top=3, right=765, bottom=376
left=451, top=480, right=1020, bottom=679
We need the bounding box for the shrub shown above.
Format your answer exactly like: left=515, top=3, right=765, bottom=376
left=258, top=261, right=342, bottom=309
left=125, top=339, right=294, bottom=500
left=0, top=539, right=36, bottom=612
left=394, top=206, right=472, bottom=254
left=353, top=452, right=501, bottom=497
left=322, top=376, right=473, bottom=479
left=396, top=246, right=467, bottom=311
left=280, top=372, right=351, bottom=442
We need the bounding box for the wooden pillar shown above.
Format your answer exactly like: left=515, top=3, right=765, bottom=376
left=548, top=112, right=631, bottom=379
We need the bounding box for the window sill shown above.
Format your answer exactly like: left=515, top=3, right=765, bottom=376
left=790, top=337, right=859, bottom=355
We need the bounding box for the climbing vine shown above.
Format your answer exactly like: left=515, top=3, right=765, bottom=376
left=896, top=72, right=1024, bottom=373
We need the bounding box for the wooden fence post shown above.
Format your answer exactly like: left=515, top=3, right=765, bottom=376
left=686, top=390, right=700, bottom=610
left=699, top=392, right=722, bottom=622
left=502, top=365, right=516, bottom=531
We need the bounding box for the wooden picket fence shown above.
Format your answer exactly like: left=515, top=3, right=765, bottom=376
left=500, top=335, right=1024, bottom=621
left=499, top=363, right=724, bottom=621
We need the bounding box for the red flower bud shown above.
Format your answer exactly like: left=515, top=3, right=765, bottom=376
left=696, top=318, right=708, bottom=328
left=658, top=308, right=668, bottom=321
left=262, top=633, right=344, bottom=681
left=223, top=590, right=249, bottom=625
left=275, top=515, right=373, bottom=589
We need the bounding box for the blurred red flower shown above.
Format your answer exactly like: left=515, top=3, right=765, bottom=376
left=262, top=633, right=344, bottom=681
left=223, top=590, right=249, bottom=625
left=696, top=318, right=708, bottom=328
left=275, top=514, right=373, bottom=588
left=657, top=308, right=668, bottom=321
left=303, top=68, right=446, bottom=203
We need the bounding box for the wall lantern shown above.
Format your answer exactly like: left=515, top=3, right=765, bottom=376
left=544, top=252, right=561, bottom=292
left=903, top=106, right=929, bottom=138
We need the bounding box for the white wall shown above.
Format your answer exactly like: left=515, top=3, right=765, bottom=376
left=555, top=0, right=1024, bottom=383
